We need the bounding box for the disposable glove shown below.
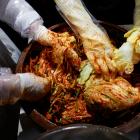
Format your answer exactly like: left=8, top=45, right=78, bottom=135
left=113, top=27, right=140, bottom=74
left=0, top=73, right=51, bottom=105
left=54, top=0, right=116, bottom=76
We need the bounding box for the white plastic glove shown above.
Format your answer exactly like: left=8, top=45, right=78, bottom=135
left=0, top=73, right=51, bottom=105
left=54, top=0, right=116, bottom=76
left=113, top=27, right=140, bottom=74
left=0, top=0, right=43, bottom=37
left=112, top=42, right=134, bottom=75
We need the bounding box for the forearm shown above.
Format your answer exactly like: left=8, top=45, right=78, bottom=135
left=0, top=73, right=51, bottom=105
left=54, top=0, right=112, bottom=46
left=0, top=0, right=43, bottom=37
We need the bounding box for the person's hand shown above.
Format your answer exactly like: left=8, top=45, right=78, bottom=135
left=54, top=0, right=116, bottom=76
left=82, top=33, right=116, bottom=76
left=0, top=73, right=51, bottom=105
left=29, top=22, right=81, bottom=70
left=113, top=27, right=140, bottom=75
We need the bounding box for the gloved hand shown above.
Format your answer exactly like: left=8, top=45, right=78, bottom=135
left=28, top=22, right=81, bottom=70
left=54, top=0, right=116, bottom=76
left=0, top=73, right=51, bottom=105
left=113, top=27, right=140, bottom=75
